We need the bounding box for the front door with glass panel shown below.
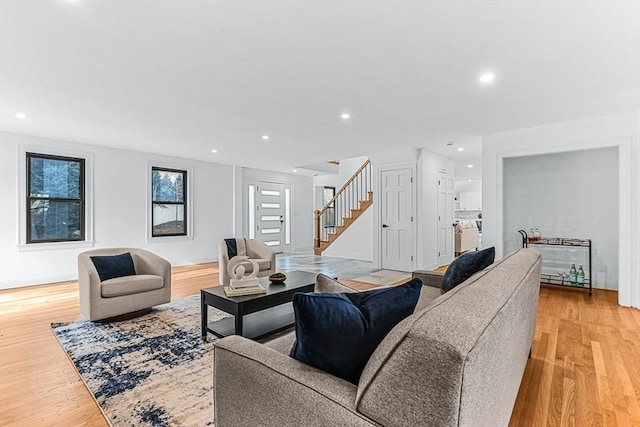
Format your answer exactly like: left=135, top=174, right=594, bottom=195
left=249, top=181, right=285, bottom=253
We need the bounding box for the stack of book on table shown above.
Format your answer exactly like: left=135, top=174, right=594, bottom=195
left=224, top=278, right=266, bottom=297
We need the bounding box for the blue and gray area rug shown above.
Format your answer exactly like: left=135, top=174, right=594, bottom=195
left=51, top=295, right=229, bottom=426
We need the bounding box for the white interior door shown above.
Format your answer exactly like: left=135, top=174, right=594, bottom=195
left=437, top=170, right=455, bottom=265
left=380, top=167, right=414, bottom=271
left=254, top=181, right=285, bottom=253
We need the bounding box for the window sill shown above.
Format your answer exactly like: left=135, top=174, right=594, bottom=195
left=17, top=240, right=96, bottom=252
left=146, top=235, right=193, bottom=244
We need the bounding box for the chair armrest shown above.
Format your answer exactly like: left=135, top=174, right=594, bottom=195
left=247, top=239, right=276, bottom=268
left=247, top=239, right=272, bottom=259
left=217, top=241, right=231, bottom=284
left=77, top=254, right=103, bottom=299
left=412, top=270, right=444, bottom=289
left=132, top=249, right=171, bottom=278
left=214, top=336, right=372, bottom=427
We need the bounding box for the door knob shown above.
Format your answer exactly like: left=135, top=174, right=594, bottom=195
left=382, top=224, right=389, bottom=228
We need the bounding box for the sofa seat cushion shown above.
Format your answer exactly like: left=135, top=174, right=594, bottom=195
left=442, top=246, right=495, bottom=292
left=101, top=274, right=164, bottom=298
left=290, top=279, right=422, bottom=384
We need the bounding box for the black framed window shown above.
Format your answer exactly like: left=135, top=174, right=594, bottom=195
left=152, top=167, right=187, bottom=237
left=323, top=186, right=336, bottom=228
left=27, top=153, right=85, bottom=243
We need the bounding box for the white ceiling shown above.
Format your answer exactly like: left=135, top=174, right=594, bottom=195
left=1, top=1, right=639, bottom=181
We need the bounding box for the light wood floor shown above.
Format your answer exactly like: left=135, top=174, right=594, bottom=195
left=0, top=264, right=638, bottom=426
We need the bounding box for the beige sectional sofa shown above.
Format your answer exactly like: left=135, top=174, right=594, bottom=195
left=213, top=248, right=542, bottom=426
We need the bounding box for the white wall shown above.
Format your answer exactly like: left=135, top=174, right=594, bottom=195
left=237, top=167, right=314, bottom=253
left=0, top=131, right=234, bottom=289
left=417, top=149, right=455, bottom=270
left=455, top=180, right=482, bottom=193
left=313, top=156, right=373, bottom=261
left=503, top=147, right=619, bottom=290
left=482, top=112, right=640, bottom=307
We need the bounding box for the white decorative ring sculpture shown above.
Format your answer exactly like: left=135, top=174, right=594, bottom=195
left=227, top=256, right=259, bottom=281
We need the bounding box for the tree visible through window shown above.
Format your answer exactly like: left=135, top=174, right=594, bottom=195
left=27, top=153, right=85, bottom=243
left=152, top=167, right=187, bottom=237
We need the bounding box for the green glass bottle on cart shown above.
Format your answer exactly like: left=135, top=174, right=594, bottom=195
left=577, top=265, right=585, bottom=287
left=569, top=264, right=577, bottom=286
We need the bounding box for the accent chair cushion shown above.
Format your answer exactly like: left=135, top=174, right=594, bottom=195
left=90, top=252, right=136, bottom=282
left=441, top=246, right=495, bottom=292
left=237, top=258, right=271, bottom=272
left=289, top=278, right=422, bottom=384
left=101, top=274, right=164, bottom=298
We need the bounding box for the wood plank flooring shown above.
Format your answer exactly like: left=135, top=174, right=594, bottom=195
left=1, top=264, right=638, bottom=426
left=509, top=284, right=640, bottom=427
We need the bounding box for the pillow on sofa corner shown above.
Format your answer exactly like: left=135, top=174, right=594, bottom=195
left=90, top=252, right=136, bottom=282
left=289, top=278, right=422, bottom=384
left=441, top=246, right=495, bottom=293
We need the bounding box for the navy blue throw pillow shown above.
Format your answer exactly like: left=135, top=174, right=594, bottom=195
left=90, top=252, right=136, bottom=282
left=289, top=278, right=422, bottom=384
left=441, top=246, right=495, bottom=293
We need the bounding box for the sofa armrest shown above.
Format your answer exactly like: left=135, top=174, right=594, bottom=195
left=412, top=270, right=444, bottom=289
left=214, top=335, right=373, bottom=427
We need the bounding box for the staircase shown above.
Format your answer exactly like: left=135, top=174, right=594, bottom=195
left=314, top=159, right=373, bottom=255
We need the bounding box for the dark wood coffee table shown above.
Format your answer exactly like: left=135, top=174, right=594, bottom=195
left=200, top=270, right=317, bottom=341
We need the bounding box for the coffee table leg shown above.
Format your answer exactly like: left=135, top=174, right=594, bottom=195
left=234, top=307, right=243, bottom=336
left=201, top=292, right=208, bottom=342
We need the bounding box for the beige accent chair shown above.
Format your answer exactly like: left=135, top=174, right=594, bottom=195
left=455, top=223, right=480, bottom=255
left=78, top=248, right=171, bottom=321
left=218, top=238, right=276, bottom=286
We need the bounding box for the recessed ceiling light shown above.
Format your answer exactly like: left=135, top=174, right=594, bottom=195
left=262, top=135, right=270, bottom=140
left=211, top=149, right=218, bottom=153
left=457, top=147, right=464, bottom=152
left=478, top=73, right=495, bottom=84
left=468, top=179, right=472, bottom=182
left=340, top=113, right=350, bottom=119
left=292, top=169, right=298, bottom=173
left=15, top=113, right=28, bottom=119
left=467, top=164, right=474, bottom=168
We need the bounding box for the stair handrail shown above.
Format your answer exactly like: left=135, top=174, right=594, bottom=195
left=316, top=159, right=371, bottom=217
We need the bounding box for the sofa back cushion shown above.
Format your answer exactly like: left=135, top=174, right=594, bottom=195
left=355, top=248, right=541, bottom=427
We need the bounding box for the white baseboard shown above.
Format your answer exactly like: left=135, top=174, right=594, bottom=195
left=320, top=250, right=373, bottom=262
left=0, top=273, right=78, bottom=290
